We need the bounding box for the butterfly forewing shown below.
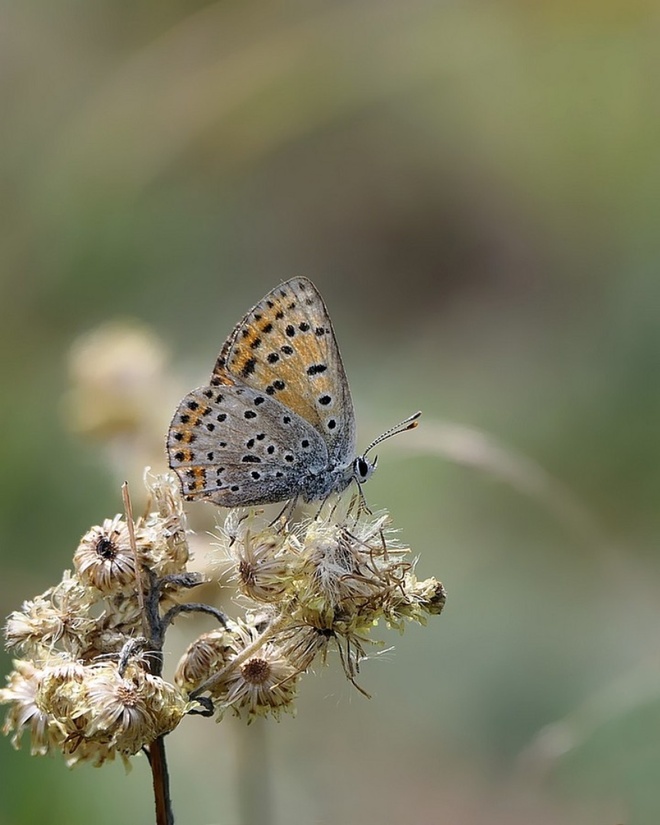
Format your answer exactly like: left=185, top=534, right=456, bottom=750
left=210, top=277, right=356, bottom=466
left=167, top=384, right=329, bottom=506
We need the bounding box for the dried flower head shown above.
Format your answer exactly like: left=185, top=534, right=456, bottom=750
left=64, top=321, right=168, bottom=440
left=74, top=663, right=187, bottom=754
left=141, top=471, right=190, bottom=576
left=396, top=573, right=447, bottom=618
left=35, top=661, right=190, bottom=759
left=278, top=625, right=334, bottom=672
left=294, top=511, right=410, bottom=627
left=0, top=660, right=67, bottom=756
left=225, top=527, right=296, bottom=604
left=74, top=515, right=141, bottom=595
left=1, top=653, right=190, bottom=763
left=174, top=628, right=240, bottom=694
left=5, top=573, right=96, bottom=656
left=76, top=607, right=144, bottom=663
left=211, top=624, right=300, bottom=722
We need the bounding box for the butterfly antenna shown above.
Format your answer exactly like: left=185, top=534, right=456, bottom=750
left=363, top=411, right=421, bottom=457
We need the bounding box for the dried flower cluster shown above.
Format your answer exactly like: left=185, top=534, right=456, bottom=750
left=176, top=503, right=446, bottom=717
left=1, top=474, right=193, bottom=766
left=2, top=472, right=445, bottom=766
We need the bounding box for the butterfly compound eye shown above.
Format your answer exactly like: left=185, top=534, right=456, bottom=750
left=354, top=456, right=374, bottom=483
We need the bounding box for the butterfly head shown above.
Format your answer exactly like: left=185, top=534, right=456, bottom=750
left=353, top=454, right=377, bottom=485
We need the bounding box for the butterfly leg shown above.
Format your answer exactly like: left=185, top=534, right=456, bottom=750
left=352, top=480, right=373, bottom=518
left=313, top=492, right=342, bottom=522
left=269, top=496, right=299, bottom=530
left=227, top=511, right=251, bottom=548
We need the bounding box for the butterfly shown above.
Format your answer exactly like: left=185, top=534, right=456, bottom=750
left=167, top=277, right=420, bottom=507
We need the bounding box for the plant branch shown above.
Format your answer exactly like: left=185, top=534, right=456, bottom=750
left=149, top=735, right=174, bottom=825
left=161, top=603, right=230, bottom=634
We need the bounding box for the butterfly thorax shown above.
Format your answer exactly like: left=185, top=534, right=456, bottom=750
left=301, top=452, right=376, bottom=502
left=298, top=460, right=357, bottom=502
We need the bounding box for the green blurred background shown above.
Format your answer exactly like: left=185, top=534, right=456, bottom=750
left=2, top=1, right=660, bottom=823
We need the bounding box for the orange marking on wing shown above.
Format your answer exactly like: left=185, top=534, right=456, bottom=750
left=265, top=329, right=333, bottom=424
left=271, top=391, right=314, bottom=422
left=232, top=331, right=262, bottom=375
left=210, top=367, right=236, bottom=386
left=184, top=466, right=207, bottom=492
left=289, top=334, right=314, bottom=360
left=208, top=281, right=344, bottom=436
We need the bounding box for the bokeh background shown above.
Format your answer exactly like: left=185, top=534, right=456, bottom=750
left=2, top=1, right=660, bottom=823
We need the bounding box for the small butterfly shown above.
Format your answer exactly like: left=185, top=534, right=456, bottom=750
left=167, top=277, right=420, bottom=507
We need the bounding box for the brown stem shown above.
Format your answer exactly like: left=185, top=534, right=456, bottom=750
left=149, top=735, right=174, bottom=825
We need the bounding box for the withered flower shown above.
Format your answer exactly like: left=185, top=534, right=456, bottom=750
left=74, top=515, right=142, bottom=595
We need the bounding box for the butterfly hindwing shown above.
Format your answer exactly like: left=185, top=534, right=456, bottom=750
left=210, top=277, right=356, bottom=466
left=167, top=384, right=329, bottom=506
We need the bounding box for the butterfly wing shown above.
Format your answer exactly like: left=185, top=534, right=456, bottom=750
left=167, top=384, right=329, bottom=507
left=210, top=277, right=356, bottom=467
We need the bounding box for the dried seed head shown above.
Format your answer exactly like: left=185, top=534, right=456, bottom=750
left=77, top=603, right=145, bottom=662
left=174, top=629, right=240, bottom=693
left=230, top=529, right=295, bottom=603
left=241, top=658, right=271, bottom=684
left=141, top=471, right=190, bottom=575
left=4, top=573, right=96, bottom=656
left=64, top=663, right=188, bottom=756
left=295, top=512, right=410, bottom=627
left=279, top=625, right=334, bottom=672
left=74, top=516, right=141, bottom=595
left=191, top=619, right=300, bottom=721
left=0, top=660, right=67, bottom=755
left=417, top=577, right=447, bottom=615
left=216, top=642, right=299, bottom=722
left=3, top=654, right=189, bottom=763
left=38, top=660, right=89, bottom=720
left=381, top=573, right=447, bottom=629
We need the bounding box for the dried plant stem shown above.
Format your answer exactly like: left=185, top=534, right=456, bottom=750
left=149, top=736, right=174, bottom=825
left=123, top=481, right=175, bottom=825
left=122, top=482, right=150, bottom=639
